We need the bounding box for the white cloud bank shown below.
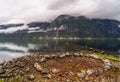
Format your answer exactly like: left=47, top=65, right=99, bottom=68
left=0, top=0, right=120, bottom=24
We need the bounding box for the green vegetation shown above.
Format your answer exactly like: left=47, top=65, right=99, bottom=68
left=87, top=53, right=120, bottom=62
left=8, top=76, right=23, bottom=82
left=0, top=79, right=4, bottom=82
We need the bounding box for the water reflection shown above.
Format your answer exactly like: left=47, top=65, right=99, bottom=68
left=0, top=39, right=120, bottom=62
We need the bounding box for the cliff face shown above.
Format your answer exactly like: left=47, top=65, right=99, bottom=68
left=0, top=14, right=120, bottom=38
left=48, top=15, right=120, bottom=38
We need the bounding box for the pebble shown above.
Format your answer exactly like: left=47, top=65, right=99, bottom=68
left=81, top=70, right=86, bottom=74
left=51, top=68, right=60, bottom=74
left=41, top=68, right=49, bottom=74
left=59, top=54, right=66, bottom=58
left=26, top=67, right=30, bottom=72
left=86, top=69, right=93, bottom=75
left=40, top=57, right=46, bottom=62
left=98, top=68, right=103, bottom=74
left=68, top=71, right=74, bottom=76
left=92, top=54, right=99, bottom=59
left=51, top=54, right=56, bottom=58
left=34, top=63, right=43, bottom=72
left=103, top=59, right=111, bottom=66
left=77, top=72, right=85, bottom=78
left=47, top=74, right=52, bottom=79
left=73, top=53, right=80, bottom=57
left=65, top=52, right=70, bottom=56
left=0, top=69, right=5, bottom=74
left=104, top=66, right=110, bottom=71
left=44, top=55, right=50, bottom=59
left=28, top=74, right=35, bottom=80
left=80, top=53, right=84, bottom=56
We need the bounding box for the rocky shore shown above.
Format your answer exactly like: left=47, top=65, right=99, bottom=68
left=0, top=50, right=120, bottom=82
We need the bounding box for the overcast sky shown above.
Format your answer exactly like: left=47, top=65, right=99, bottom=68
left=0, top=0, right=120, bottom=24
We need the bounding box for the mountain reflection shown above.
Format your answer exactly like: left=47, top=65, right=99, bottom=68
left=0, top=39, right=120, bottom=62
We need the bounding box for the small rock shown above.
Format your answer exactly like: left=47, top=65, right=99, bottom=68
left=66, top=79, right=70, bottom=82
left=59, top=54, right=66, bottom=58
left=47, top=74, right=52, bottom=79
left=103, top=59, right=111, bottom=66
left=80, top=53, right=83, bottom=56
left=92, top=54, right=99, bottom=59
left=86, top=69, right=93, bottom=75
left=81, top=70, right=86, bottom=74
left=51, top=54, right=56, bottom=58
left=73, top=53, right=80, bottom=57
left=98, top=68, right=103, bottom=74
left=26, top=67, right=30, bottom=72
left=0, top=74, right=9, bottom=78
left=77, top=72, right=85, bottom=78
left=101, top=51, right=105, bottom=54
left=40, top=57, right=46, bottom=62
left=28, top=74, right=35, bottom=80
left=44, top=55, right=50, bottom=59
left=0, top=69, right=5, bottom=74
left=51, top=68, right=60, bottom=74
left=65, top=52, right=69, bottom=55
left=68, top=71, right=74, bottom=76
left=34, top=63, right=43, bottom=72
left=104, top=65, right=111, bottom=71
left=0, top=61, right=6, bottom=66
left=85, top=75, right=89, bottom=80
left=41, top=68, right=49, bottom=74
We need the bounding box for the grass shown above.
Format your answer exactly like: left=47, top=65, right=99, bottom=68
left=9, top=76, right=23, bottom=82
left=87, top=53, right=120, bottom=62
left=0, top=79, right=4, bottom=82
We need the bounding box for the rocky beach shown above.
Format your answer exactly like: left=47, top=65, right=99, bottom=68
left=0, top=49, right=120, bottom=82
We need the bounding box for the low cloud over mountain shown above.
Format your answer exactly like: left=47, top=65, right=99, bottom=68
left=0, top=0, right=120, bottom=24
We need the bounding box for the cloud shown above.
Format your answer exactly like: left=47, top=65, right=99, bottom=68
left=0, top=25, right=28, bottom=33
left=0, top=0, right=120, bottom=24
left=0, top=43, right=28, bottom=52
left=48, top=0, right=77, bottom=10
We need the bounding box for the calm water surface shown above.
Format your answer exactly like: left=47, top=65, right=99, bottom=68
left=0, top=39, right=120, bottom=62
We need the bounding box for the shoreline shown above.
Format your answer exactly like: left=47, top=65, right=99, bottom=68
left=0, top=50, right=120, bottom=82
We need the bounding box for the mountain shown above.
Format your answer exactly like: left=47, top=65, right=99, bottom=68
left=0, top=14, right=120, bottom=39
left=48, top=15, right=120, bottom=38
